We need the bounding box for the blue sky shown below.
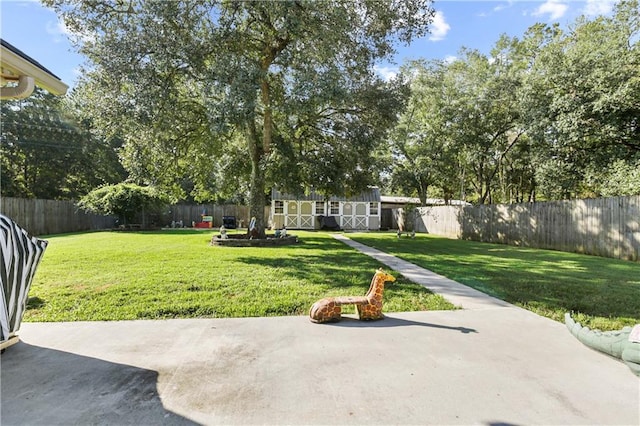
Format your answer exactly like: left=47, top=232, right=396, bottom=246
left=1, top=0, right=621, bottom=89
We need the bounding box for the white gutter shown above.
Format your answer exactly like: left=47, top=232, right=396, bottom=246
left=1, top=41, right=68, bottom=97
left=0, top=75, right=35, bottom=99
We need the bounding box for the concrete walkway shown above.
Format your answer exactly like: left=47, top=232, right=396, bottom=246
left=332, top=234, right=512, bottom=310
left=1, top=237, right=639, bottom=425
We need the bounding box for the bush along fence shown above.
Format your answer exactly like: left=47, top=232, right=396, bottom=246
left=410, top=195, right=639, bottom=261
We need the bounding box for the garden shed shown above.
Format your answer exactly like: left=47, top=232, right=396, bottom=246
left=270, top=188, right=381, bottom=230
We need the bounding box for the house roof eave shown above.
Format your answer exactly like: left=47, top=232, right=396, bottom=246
left=1, top=39, right=68, bottom=97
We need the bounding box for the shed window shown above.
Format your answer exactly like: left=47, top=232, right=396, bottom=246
left=369, top=202, right=379, bottom=215
left=315, top=201, right=325, bottom=215
left=274, top=201, right=284, bottom=214
left=330, top=201, right=340, bottom=215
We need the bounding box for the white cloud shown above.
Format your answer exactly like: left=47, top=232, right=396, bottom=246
left=374, top=65, right=398, bottom=82
left=443, top=55, right=457, bottom=64
left=583, top=0, right=616, bottom=16
left=533, top=0, right=568, bottom=21
left=429, top=11, right=450, bottom=42
left=46, top=17, right=95, bottom=44
left=45, top=18, right=75, bottom=44
left=477, top=1, right=513, bottom=17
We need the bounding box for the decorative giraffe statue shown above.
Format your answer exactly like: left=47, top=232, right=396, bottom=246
left=309, top=268, right=396, bottom=323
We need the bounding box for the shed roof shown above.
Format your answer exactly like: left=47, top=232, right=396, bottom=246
left=272, top=187, right=381, bottom=203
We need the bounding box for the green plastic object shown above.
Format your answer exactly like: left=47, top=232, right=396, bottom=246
left=565, top=313, right=640, bottom=377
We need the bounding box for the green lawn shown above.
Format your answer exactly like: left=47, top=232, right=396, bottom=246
left=25, top=230, right=453, bottom=322
left=348, top=232, right=640, bottom=330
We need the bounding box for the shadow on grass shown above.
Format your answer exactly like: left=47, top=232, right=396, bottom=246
left=128, top=229, right=216, bottom=236
left=232, top=235, right=389, bottom=289
left=351, top=234, right=640, bottom=323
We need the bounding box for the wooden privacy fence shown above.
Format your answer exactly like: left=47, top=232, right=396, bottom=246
left=0, top=198, right=272, bottom=236
left=168, top=204, right=270, bottom=229
left=412, top=195, right=640, bottom=261
left=5, top=195, right=639, bottom=260
left=0, top=197, right=115, bottom=236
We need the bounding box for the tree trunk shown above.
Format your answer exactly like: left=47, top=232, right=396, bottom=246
left=244, top=75, right=274, bottom=239
left=249, top=165, right=266, bottom=237
left=417, top=181, right=428, bottom=207
left=246, top=120, right=267, bottom=238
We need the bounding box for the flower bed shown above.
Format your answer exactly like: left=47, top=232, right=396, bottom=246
left=210, top=234, right=299, bottom=247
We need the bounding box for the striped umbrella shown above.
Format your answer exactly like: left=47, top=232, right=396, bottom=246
left=0, top=214, right=48, bottom=347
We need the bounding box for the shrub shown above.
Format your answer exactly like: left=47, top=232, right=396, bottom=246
left=78, top=183, right=170, bottom=225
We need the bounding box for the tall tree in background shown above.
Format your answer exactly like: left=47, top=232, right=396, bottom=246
left=388, top=60, right=457, bottom=205
left=447, top=45, right=524, bottom=204
left=391, top=44, right=525, bottom=205
left=45, top=0, right=435, bottom=234
left=388, top=0, right=639, bottom=204
left=0, top=88, right=125, bottom=199
left=520, top=0, right=639, bottom=199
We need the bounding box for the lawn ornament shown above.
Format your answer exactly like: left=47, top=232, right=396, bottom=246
left=248, top=216, right=260, bottom=239
left=397, top=230, right=416, bottom=238
left=309, top=268, right=396, bottom=323
left=274, top=226, right=287, bottom=238
left=565, top=313, right=640, bottom=377
left=0, top=214, right=48, bottom=351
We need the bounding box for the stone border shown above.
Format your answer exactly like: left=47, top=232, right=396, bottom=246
left=210, top=234, right=299, bottom=247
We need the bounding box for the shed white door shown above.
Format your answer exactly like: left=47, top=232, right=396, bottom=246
left=284, top=201, right=314, bottom=229
left=299, top=202, right=314, bottom=229
left=354, top=203, right=368, bottom=230
left=286, top=201, right=298, bottom=228
left=342, top=203, right=353, bottom=229
left=340, top=202, right=369, bottom=230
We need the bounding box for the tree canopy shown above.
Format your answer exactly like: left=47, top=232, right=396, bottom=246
left=0, top=88, right=125, bottom=199
left=45, top=0, right=435, bottom=232
left=388, top=0, right=639, bottom=204
left=17, top=0, right=638, bottom=208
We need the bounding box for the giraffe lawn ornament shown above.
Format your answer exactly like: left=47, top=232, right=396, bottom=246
left=309, top=268, right=396, bottom=324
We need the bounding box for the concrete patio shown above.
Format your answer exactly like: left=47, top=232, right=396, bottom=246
left=1, top=235, right=638, bottom=425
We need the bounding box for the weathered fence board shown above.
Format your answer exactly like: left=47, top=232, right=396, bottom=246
left=168, top=204, right=270, bottom=229
left=5, top=195, right=638, bottom=260
left=0, top=198, right=115, bottom=236
left=1, top=198, right=273, bottom=236
left=412, top=195, right=639, bottom=261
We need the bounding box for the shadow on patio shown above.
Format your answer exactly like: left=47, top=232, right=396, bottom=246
left=1, top=342, right=197, bottom=425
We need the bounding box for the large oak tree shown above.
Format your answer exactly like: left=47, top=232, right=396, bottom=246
left=45, top=0, right=435, bottom=234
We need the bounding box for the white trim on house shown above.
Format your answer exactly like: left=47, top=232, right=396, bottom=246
left=1, top=39, right=68, bottom=99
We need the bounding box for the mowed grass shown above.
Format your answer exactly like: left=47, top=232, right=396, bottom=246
left=25, top=230, right=454, bottom=322
left=349, top=232, right=640, bottom=331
